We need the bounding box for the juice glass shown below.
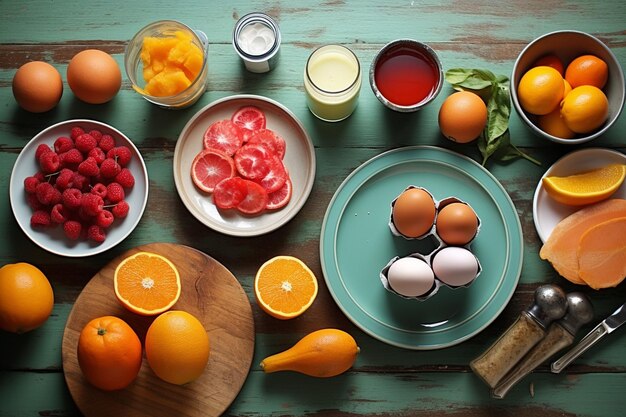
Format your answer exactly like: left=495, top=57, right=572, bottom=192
left=125, top=20, right=209, bottom=109
left=304, top=45, right=362, bottom=122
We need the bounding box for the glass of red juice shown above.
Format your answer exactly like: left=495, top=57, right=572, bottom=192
left=370, top=39, right=443, bottom=112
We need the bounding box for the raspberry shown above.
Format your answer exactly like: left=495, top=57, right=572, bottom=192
left=36, top=182, right=61, bottom=205
left=75, top=133, right=97, bottom=154
left=107, top=146, right=132, bottom=167
left=27, top=193, right=45, bottom=210
left=54, top=136, right=74, bottom=153
left=39, top=151, right=60, bottom=174
left=72, top=172, right=89, bottom=191
left=60, top=148, right=84, bottom=168
left=90, top=183, right=108, bottom=199
left=88, top=129, right=103, bottom=142
left=88, top=147, right=106, bottom=165
left=70, top=126, right=85, bottom=140
left=54, top=168, right=74, bottom=190
left=63, top=220, right=82, bottom=240
left=100, top=158, right=121, bottom=179
left=62, top=188, right=83, bottom=209
left=96, top=210, right=114, bottom=228
left=24, top=176, right=41, bottom=194
left=98, top=134, right=116, bottom=152
left=36, top=144, right=54, bottom=162
left=115, top=168, right=135, bottom=189
left=106, top=182, right=125, bottom=203
left=112, top=200, right=129, bottom=218
left=81, top=193, right=103, bottom=216
left=87, top=224, right=106, bottom=243
left=31, top=210, right=51, bottom=227
left=78, top=156, right=100, bottom=177
left=50, top=203, right=68, bottom=224
left=34, top=171, right=45, bottom=182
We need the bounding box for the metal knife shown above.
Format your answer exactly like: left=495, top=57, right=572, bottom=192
left=551, top=301, right=626, bottom=374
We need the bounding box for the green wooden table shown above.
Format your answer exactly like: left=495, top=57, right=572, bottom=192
left=1, top=1, right=625, bottom=416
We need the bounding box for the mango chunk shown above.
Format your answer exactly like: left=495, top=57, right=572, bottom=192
left=578, top=217, right=626, bottom=289
left=145, top=68, right=192, bottom=97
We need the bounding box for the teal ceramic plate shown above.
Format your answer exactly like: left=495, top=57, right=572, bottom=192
left=320, top=146, right=523, bottom=350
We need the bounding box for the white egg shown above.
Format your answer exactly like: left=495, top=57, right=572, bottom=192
left=387, top=256, right=434, bottom=297
left=431, top=247, right=479, bottom=287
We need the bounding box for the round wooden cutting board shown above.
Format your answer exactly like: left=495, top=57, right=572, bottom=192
left=62, top=243, right=255, bottom=417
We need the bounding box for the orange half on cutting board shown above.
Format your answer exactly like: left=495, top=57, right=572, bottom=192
left=114, top=251, right=181, bottom=315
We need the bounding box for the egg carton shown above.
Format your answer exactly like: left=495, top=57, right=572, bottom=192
left=381, top=186, right=482, bottom=301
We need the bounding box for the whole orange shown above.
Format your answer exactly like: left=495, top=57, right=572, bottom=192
left=77, top=316, right=142, bottom=391
left=538, top=108, right=576, bottom=139
left=438, top=91, right=488, bottom=143
left=517, top=66, right=564, bottom=115
left=561, top=85, right=609, bottom=134
left=145, top=310, right=210, bottom=385
left=565, top=55, right=608, bottom=89
left=533, top=54, right=564, bottom=76
left=0, top=262, right=54, bottom=333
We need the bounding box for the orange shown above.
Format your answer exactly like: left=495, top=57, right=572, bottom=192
left=565, top=55, right=608, bottom=89
left=560, top=85, right=609, bottom=134
left=517, top=66, right=564, bottom=115
left=538, top=108, right=576, bottom=139
left=77, top=316, right=142, bottom=391
left=114, top=251, right=181, bottom=316
left=533, top=54, right=564, bottom=75
left=254, top=256, right=318, bottom=320
left=145, top=310, right=210, bottom=385
left=0, top=262, right=54, bottom=333
left=438, top=91, right=488, bottom=143
left=563, top=79, right=572, bottom=98
left=260, top=328, right=360, bottom=377
left=542, top=164, right=626, bottom=206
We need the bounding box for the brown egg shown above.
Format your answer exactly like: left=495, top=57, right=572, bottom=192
left=436, top=202, right=478, bottom=245
left=12, top=61, right=63, bottom=113
left=392, top=188, right=436, bottom=238
left=67, top=49, right=121, bottom=104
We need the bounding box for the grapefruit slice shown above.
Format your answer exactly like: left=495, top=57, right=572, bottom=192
left=213, top=177, right=248, bottom=209
left=248, top=129, right=286, bottom=159
left=539, top=198, right=626, bottom=284
left=232, top=106, right=266, bottom=131
left=202, top=120, right=244, bottom=156
left=237, top=180, right=268, bottom=214
left=191, top=149, right=235, bottom=193
left=267, top=178, right=292, bottom=210
left=234, top=144, right=272, bottom=180
left=256, top=156, right=287, bottom=193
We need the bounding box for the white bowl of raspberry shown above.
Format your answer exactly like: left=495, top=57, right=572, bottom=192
left=9, top=119, right=149, bottom=257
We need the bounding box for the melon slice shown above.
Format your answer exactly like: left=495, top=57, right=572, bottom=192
left=578, top=217, right=626, bottom=289
left=539, top=199, right=626, bottom=284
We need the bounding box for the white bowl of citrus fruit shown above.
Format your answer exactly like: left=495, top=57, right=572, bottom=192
left=511, top=30, right=625, bottom=144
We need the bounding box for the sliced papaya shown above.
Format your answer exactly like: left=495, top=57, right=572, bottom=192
left=539, top=199, right=626, bottom=284
left=578, top=217, right=626, bottom=289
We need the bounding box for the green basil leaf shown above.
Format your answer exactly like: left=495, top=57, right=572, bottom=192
left=445, top=68, right=494, bottom=90
left=445, top=68, right=475, bottom=85
left=486, top=84, right=511, bottom=141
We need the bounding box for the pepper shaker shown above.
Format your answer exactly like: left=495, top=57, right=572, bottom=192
left=491, top=292, right=593, bottom=398
left=470, top=284, right=568, bottom=388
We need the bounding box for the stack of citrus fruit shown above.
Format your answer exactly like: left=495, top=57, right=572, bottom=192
left=77, top=251, right=210, bottom=391
left=518, top=54, right=609, bottom=138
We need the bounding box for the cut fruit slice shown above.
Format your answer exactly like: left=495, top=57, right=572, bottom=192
left=202, top=120, right=244, bottom=156
left=213, top=177, right=248, bottom=209
left=191, top=149, right=235, bottom=193
left=542, top=164, right=626, bottom=206
left=255, top=156, right=287, bottom=193
left=267, top=178, right=292, bottom=210
left=237, top=180, right=269, bottom=214
left=578, top=217, right=626, bottom=289
left=539, top=199, right=626, bottom=284
left=234, top=144, right=272, bottom=180
left=248, top=129, right=286, bottom=159
left=114, top=252, right=181, bottom=316
left=254, top=255, right=318, bottom=320
left=232, top=105, right=266, bottom=131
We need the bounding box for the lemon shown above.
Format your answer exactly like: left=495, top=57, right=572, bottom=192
left=542, top=164, right=626, bottom=206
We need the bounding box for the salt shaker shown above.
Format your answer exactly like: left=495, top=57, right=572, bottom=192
left=232, top=12, right=281, bottom=73
left=491, top=292, right=593, bottom=398
left=470, top=284, right=568, bottom=389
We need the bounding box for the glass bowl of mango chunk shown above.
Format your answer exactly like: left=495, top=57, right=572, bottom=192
left=125, top=20, right=209, bottom=109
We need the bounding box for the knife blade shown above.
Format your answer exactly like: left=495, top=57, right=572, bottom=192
left=551, top=302, right=626, bottom=374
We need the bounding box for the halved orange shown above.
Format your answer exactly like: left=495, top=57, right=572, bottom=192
left=114, top=251, right=181, bottom=316
left=254, top=256, right=318, bottom=320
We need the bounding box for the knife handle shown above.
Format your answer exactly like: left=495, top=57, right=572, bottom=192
left=550, top=322, right=607, bottom=374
